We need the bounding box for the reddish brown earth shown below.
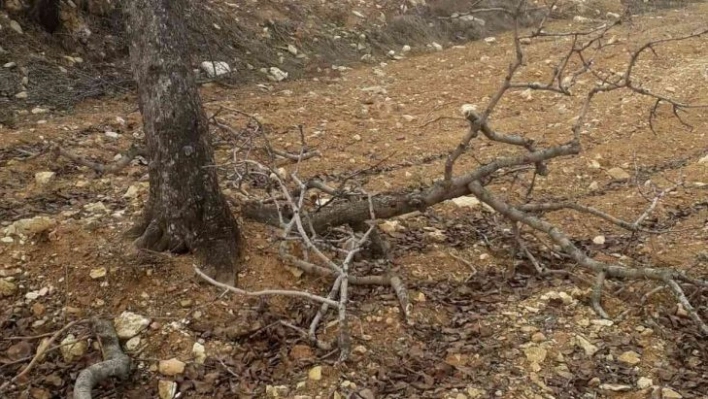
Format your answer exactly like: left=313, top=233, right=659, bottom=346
left=1, top=2, right=707, bottom=399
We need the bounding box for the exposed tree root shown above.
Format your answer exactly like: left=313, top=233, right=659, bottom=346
left=73, top=319, right=131, bottom=399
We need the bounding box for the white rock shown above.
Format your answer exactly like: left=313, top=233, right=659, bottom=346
left=269, top=67, right=288, bottom=82
left=308, top=365, right=322, bottom=380
left=0, top=279, right=18, bottom=297
left=698, top=154, right=708, bottom=164
left=31, top=107, right=49, bottom=114
left=588, top=181, right=599, bottom=190
left=451, top=196, right=480, bottom=208
left=3, top=62, right=16, bottom=68
left=192, top=342, right=206, bottom=364
left=402, top=45, right=411, bottom=53
left=5, top=216, right=57, bottom=236
left=460, top=103, right=477, bottom=117
left=84, top=202, right=109, bottom=214
left=287, top=44, right=298, bottom=55
left=125, top=336, right=141, bottom=352
left=15, top=91, right=28, bottom=99
left=352, top=134, right=362, bottom=141
left=661, top=387, right=683, bottom=398
left=402, top=114, right=415, bottom=122
left=607, top=167, right=630, bottom=180
left=431, top=42, right=443, bottom=51
left=35, top=171, right=56, bottom=185
left=600, top=384, right=631, bottom=392
left=90, top=267, right=107, bottom=279
left=460, top=15, right=485, bottom=25
left=636, top=377, right=653, bottom=389
left=114, top=311, right=151, bottom=339
left=104, top=131, right=119, bottom=139
left=60, top=334, right=87, bottom=362
left=618, top=350, right=641, bottom=366
left=606, top=12, right=621, bottom=19
left=573, top=16, right=591, bottom=23
left=592, top=235, right=606, bottom=245
left=379, top=220, right=401, bottom=234
left=159, top=358, right=186, bottom=376
left=158, top=380, right=177, bottom=399
left=10, top=20, right=23, bottom=34
left=1, top=237, right=13, bottom=244
left=352, top=10, right=365, bottom=18
left=199, top=61, right=231, bottom=78
left=574, top=335, right=599, bottom=356
left=123, top=185, right=140, bottom=199
left=483, top=37, right=497, bottom=44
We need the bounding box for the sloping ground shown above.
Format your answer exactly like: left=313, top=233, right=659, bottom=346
left=1, top=3, right=708, bottom=399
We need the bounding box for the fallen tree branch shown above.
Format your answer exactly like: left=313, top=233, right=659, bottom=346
left=51, top=143, right=146, bottom=174
left=73, top=319, right=131, bottom=399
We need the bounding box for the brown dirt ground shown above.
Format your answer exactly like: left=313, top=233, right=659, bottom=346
left=1, top=3, right=707, bottom=399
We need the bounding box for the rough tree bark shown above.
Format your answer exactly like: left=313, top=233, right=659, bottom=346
left=126, top=0, right=242, bottom=283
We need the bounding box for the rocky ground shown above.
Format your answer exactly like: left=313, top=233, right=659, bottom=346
left=1, top=1, right=708, bottom=399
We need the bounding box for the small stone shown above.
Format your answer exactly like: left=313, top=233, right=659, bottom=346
left=84, top=202, right=109, bottom=214
left=10, top=20, right=24, bottom=34
left=379, top=220, right=401, bottom=234
left=5, top=216, right=57, bottom=235
left=159, top=358, right=186, bottom=376
left=431, top=42, right=443, bottom=51
left=0, top=279, right=18, bottom=297
left=573, top=16, right=591, bottom=23
left=402, top=114, right=415, bottom=122
left=352, top=134, right=362, bottom=141
left=588, top=181, right=599, bottom=190
left=90, top=267, right=107, bottom=279
left=15, top=91, right=28, bottom=99
left=575, top=335, right=599, bottom=357
left=600, top=383, right=631, bottom=392
left=414, top=292, right=426, bottom=302
left=180, top=299, right=193, bottom=307
left=30, top=388, right=50, bottom=399
left=1, top=237, right=13, bottom=244
left=35, top=171, right=56, bottom=185
left=524, top=346, right=547, bottom=364
left=636, top=377, right=653, bottom=389
left=60, top=334, right=87, bottom=362
left=484, top=37, right=497, bottom=44
left=158, top=380, right=177, bottom=399
left=698, top=154, right=708, bottom=164
left=618, top=350, right=641, bottom=366
left=125, top=336, right=141, bottom=352
left=199, top=61, right=231, bottom=78
left=31, top=107, right=49, bottom=114
left=592, top=235, right=606, bottom=245
left=531, top=332, right=546, bottom=343
left=519, top=37, right=532, bottom=45
left=192, top=342, right=206, bottom=364
left=353, top=345, right=367, bottom=354
left=661, top=387, right=682, bottom=398
left=104, top=131, right=119, bottom=139
left=607, top=167, right=631, bottom=180
left=606, top=12, right=621, bottom=19
left=3, top=62, right=17, bottom=68
left=114, top=311, right=151, bottom=339
left=32, top=303, right=46, bottom=316
left=269, top=67, right=288, bottom=82
left=402, top=45, right=411, bottom=53
left=451, top=196, right=480, bottom=208
left=308, top=365, right=322, bottom=381
left=123, top=185, right=140, bottom=199
left=287, top=44, right=298, bottom=55
left=266, top=385, right=290, bottom=398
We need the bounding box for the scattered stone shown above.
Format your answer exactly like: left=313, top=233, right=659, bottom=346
left=466, top=388, right=485, bottom=398
left=35, top=171, right=56, bottom=185
left=425, top=229, right=446, bottom=243
left=607, top=167, right=630, bottom=180
left=3, top=62, right=17, bottom=68
left=606, top=12, right=621, bottom=19
left=402, top=114, right=415, bottom=122
left=353, top=345, right=367, bottom=354
left=114, top=311, right=151, bottom=339
left=192, top=342, right=206, bottom=364
left=30, top=388, right=50, bottom=399
left=379, top=220, right=401, bottom=234
left=199, top=61, right=231, bottom=78
left=432, top=42, right=443, bottom=51
left=31, top=303, right=46, bottom=316
left=402, top=45, right=411, bottom=53
left=10, top=20, right=23, bottom=34
left=84, top=202, right=109, bottom=214
left=531, top=332, right=546, bottom=343
left=1, top=237, right=13, bottom=244
left=5, top=216, right=57, bottom=236
left=588, top=181, right=599, bottom=190
left=519, top=37, right=532, bottom=45
left=592, top=235, right=606, bottom=245
left=266, top=385, right=290, bottom=398
left=698, top=154, right=708, bottom=164
left=89, top=267, right=107, bottom=279
left=60, top=334, right=87, bottom=362
left=269, top=67, right=288, bottom=82
left=600, top=383, right=631, bottom=392
left=308, top=365, right=322, bottom=381
left=352, top=134, right=362, bottom=141
left=15, top=91, right=28, bottom=99
left=287, top=44, right=299, bottom=55
left=125, top=336, right=141, bottom=352
left=104, top=131, right=119, bottom=139
left=31, top=107, right=49, bottom=114
left=574, top=335, right=599, bottom=357
left=0, top=279, right=18, bottom=297
left=159, top=358, right=186, bottom=376
left=483, top=37, right=497, bottom=44
left=451, top=196, right=480, bottom=208
left=524, top=346, right=547, bottom=363
left=637, top=377, right=653, bottom=389
left=158, top=380, right=177, bottom=399
left=618, top=350, right=641, bottom=366
left=573, top=16, right=592, bottom=23
left=180, top=299, right=193, bottom=307
left=661, top=387, right=682, bottom=398
left=123, top=185, right=140, bottom=199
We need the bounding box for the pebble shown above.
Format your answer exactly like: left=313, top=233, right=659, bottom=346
left=308, top=365, right=322, bottom=381
left=158, top=358, right=186, bottom=376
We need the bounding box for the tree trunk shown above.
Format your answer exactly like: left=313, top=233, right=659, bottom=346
left=126, top=0, right=242, bottom=283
